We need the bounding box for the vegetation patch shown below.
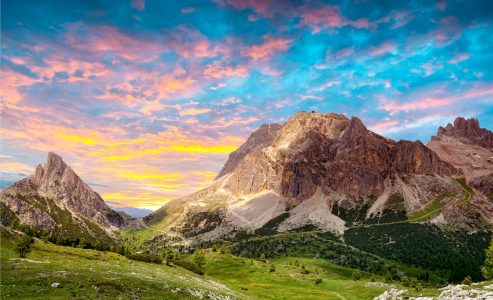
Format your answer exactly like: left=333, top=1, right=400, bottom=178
left=344, top=223, right=491, bottom=282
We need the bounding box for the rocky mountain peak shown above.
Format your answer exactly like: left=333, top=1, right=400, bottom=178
left=29, top=152, right=127, bottom=227
left=216, top=123, right=281, bottom=179
left=436, top=117, right=493, bottom=150
left=272, top=112, right=350, bottom=149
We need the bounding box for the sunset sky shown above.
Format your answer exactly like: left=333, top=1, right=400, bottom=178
left=1, top=0, right=492, bottom=210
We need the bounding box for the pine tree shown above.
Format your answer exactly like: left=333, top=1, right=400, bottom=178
left=482, top=238, right=493, bottom=280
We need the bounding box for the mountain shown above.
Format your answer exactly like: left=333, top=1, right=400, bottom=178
left=0, top=152, right=129, bottom=246
left=145, top=112, right=491, bottom=246
left=113, top=206, right=153, bottom=218
left=428, top=117, right=493, bottom=180
left=216, top=123, right=282, bottom=179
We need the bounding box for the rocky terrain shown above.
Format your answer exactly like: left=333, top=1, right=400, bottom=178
left=428, top=117, right=493, bottom=180
left=145, top=112, right=492, bottom=244
left=0, top=152, right=131, bottom=245
left=216, top=123, right=281, bottom=179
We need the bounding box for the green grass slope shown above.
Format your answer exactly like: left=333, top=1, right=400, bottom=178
left=0, top=227, right=244, bottom=300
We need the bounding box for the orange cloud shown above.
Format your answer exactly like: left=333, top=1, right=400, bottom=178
left=241, top=38, right=292, bottom=60
left=179, top=108, right=211, bottom=116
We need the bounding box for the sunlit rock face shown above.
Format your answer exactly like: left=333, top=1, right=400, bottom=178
left=148, top=112, right=492, bottom=244
left=0, top=152, right=130, bottom=243
left=216, top=123, right=282, bottom=180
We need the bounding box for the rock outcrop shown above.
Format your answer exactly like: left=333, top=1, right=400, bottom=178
left=436, top=117, right=493, bottom=150
left=216, top=123, right=281, bottom=179
left=428, top=117, right=493, bottom=180
left=146, top=112, right=483, bottom=244
left=0, top=152, right=129, bottom=244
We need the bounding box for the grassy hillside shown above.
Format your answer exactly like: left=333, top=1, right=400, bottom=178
left=0, top=227, right=244, bottom=300
left=3, top=226, right=493, bottom=299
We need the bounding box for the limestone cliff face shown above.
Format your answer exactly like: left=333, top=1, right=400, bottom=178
left=0, top=152, right=129, bottom=243
left=147, top=112, right=479, bottom=244
left=224, top=112, right=459, bottom=201
left=436, top=117, right=493, bottom=150
left=428, top=117, right=493, bottom=180
left=390, top=140, right=459, bottom=176
left=216, top=123, right=281, bottom=179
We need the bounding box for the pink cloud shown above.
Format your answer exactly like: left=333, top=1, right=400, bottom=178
left=300, top=5, right=376, bottom=33
left=203, top=61, right=248, bottom=78
left=462, top=86, right=493, bottom=99
left=349, top=18, right=374, bottom=29
left=300, top=6, right=344, bottom=33
left=381, top=97, right=452, bottom=113
left=131, top=0, right=145, bottom=11
left=181, top=7, right=196, bottom=14
left=448, top=53, right=470, bottom=65
left=334, top=47, right=354, bottom=59
left=368, top=119, right=400, bottom=132
left=240, top=38, right=292, bottom=60
left=368, top=42, right=396, bottom=56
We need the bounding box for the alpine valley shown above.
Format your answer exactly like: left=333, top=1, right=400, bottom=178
left=2, top=112, right=493, bottom=300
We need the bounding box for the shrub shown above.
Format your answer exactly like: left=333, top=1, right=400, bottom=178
left=219, top=245, right=230, bottom=255
left=415, top=282, right=423, bottom=292
left=269, top=264, right=276, bottom=272
left=352, top=270, right=362, bottom=281
left=461, top=275, right=472, bottom=285
left=315, top=278, right=323, bottom=285
left=193, top=249, right=206, bottom=268
left=15, top=235, right=33, bottom=258
left=126, top=253, right=162, bottom=264
left=162, top=247, right=177, bottom=266
left=174, top=260, right=204, bottom=275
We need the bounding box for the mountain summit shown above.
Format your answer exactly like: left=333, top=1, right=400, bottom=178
left=0, top=152, right=129, bottom=245
left=429, top=117, right=493, bottom=180
left=145, top=112, right=491, bottom=245
left=436, top=117, right=493, bottom=150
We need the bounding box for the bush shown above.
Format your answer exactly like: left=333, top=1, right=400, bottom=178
left=415, top=282, right=423, bottom=292
left=162, top=247, right=177, bottom=266
left=461, top=275, right=472, bottom=285
left=315, top=278, right=323, bottom=284
left=15, top=235, right=33, bottom=258
left=269, top=264, right=276, bottom=272
left=219, top=245, right=230, bottom=255
left=352, top=270, right=362, bottom=281
left=193, top=249, right=206, bottom=268
left=126, top=253, right=162, bottom=264
left=174, top=260, right=204, bottom=275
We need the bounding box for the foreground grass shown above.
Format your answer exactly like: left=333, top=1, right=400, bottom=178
left=4, top=227, right=489, bottom=299
left=203, top=252, right=389, bottom=300
left=0, top=230, right=244, bottom=299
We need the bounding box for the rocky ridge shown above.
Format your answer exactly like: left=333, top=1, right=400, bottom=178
left=216, top=123, right=281, bottom=179
left=0, top=152, right=130, bottom=244
left=428, top=117, right=493, bottom=180
left=146, top=112, right=490, bottom=244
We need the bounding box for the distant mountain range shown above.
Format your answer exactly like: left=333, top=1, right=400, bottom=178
left=1, top=112, right=492, bottom=246
left=112, top=206, right=153, bottom=218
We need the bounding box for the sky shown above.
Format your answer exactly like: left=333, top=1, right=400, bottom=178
left=1, top=0, right=492, bottom=210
